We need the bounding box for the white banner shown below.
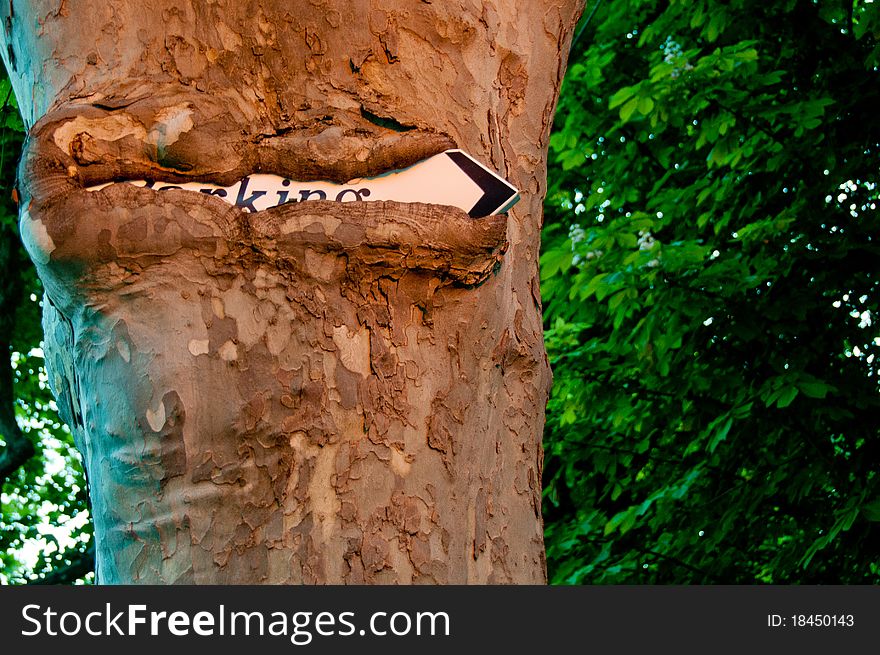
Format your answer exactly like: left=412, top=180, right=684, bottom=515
left=87, top=150, right=519, bottom=218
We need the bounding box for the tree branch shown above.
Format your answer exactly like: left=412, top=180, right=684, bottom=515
left=0, top=225, right=34, bottom=483
left=0, top=363, right=34, bottom=481
left=570, top=0, right=604, bottom=52
left=28, top=546, right=95, bottom=585
left=640, top=547, right=721, bottom=582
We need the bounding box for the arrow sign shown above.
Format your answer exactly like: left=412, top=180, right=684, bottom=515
left=87, top=149, right=520, bottom=218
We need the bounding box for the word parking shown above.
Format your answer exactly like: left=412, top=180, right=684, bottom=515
left=86, top=150, right=520, bottom=218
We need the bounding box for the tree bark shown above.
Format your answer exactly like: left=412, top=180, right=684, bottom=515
left=1, top=0, right=583, bottom=584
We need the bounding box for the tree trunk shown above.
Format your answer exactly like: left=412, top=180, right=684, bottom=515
left=2, top=0, right=583, bottom=584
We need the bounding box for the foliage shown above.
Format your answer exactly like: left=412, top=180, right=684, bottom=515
left=0, top=73, right=92, bottom=584
left=541, top=0, right=880, bottom=583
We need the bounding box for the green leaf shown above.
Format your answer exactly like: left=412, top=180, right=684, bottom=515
left=620, top=98, right=638, bottom=123
left=580, top=273, right=608, bottom=300
left=798, top=380, right=832, bottom=399
left=540, top=245, right=573, bottom=279
left=609, top=86, right=636, bottom=109
left=862, top=499, right=880, bottom=522
left=776, top=386, right=798, bottom=409
left=708, top=417, right=733, bottom=453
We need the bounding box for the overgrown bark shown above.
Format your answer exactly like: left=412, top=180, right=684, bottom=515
left=2, top=0, right=583, bottom=583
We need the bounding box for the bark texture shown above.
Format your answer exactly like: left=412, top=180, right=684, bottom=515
left=2, top=0, right=583, bottom=584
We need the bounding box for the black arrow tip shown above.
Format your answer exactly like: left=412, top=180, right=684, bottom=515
left=445, top=151, right=519, bottom=218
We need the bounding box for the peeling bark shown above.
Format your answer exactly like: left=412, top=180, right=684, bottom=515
left=2, top=0, right=584, bottom=584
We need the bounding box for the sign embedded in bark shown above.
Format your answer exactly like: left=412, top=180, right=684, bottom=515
left=87, top=149, right=520, bottom=218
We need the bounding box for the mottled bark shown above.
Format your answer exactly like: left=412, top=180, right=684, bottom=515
left=2, top=0, right=583, bottom=583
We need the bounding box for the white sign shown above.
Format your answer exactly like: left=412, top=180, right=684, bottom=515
left=87, top=149, right=520, bottom=218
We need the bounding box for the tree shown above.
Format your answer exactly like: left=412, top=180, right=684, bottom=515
left=542, top=0, right=880, bottom=583
left=1, top=1, right=585, bottom=583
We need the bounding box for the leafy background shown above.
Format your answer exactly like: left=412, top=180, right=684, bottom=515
left=542, top=0, right=880, bottom=583
left=0, top=75, right=92, bottom=583
left=2, top=0, right=880, bottom=583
